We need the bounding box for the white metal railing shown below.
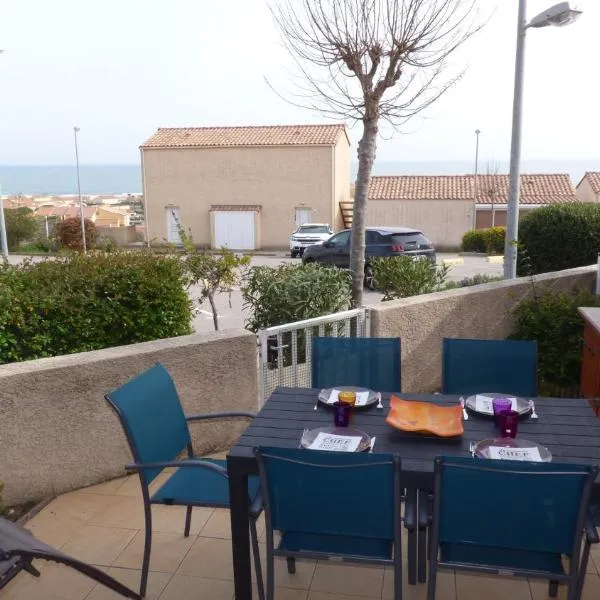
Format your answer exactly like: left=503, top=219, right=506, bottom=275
left=257, top=308, right=370, bottom=405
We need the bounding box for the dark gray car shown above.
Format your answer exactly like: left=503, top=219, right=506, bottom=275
left=301, top=226, right=436, bottom=289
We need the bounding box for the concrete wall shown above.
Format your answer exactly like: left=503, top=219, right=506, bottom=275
left=369, top=265, right=596, bottom=393
left=143, top=141, right=350, bottom=249
left=365, top=199, right=472, bottom=247
left=0, top=330, right=259, bottom=505
left=96, top=225, right=139, bottom=246
left=576, top=178, right=600, bottom=203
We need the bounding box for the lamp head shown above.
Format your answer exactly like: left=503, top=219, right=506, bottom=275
left=528, top=2, right=582, bottom=28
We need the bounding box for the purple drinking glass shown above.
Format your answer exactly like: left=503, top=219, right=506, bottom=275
left=493, top=398, right=513, bottom=424
left=333, top=401, right=352, bottom=427
left=498, top=410, right=519, bottom=438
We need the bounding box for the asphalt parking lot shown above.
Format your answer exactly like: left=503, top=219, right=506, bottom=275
left=190, top=253, right=503, bottom=333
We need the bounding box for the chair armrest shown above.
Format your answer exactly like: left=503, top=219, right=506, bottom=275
left=125, top=460, right=228, bottom=478
left=585, top=517, right=599, bottom=544
left=185, top=412, right=256, bottom=422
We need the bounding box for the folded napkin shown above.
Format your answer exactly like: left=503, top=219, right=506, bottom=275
left=488, top=446, right=542, bottom=462
left=307, top=432, right=362, bottom=452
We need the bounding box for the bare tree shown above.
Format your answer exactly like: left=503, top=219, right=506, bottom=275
left=270, top=0, right=483, bottom=305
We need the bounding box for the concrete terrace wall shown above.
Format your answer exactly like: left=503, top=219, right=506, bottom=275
left=0, top=330, right=258, bottom=505
left=369, top=265, right=596, bottom=393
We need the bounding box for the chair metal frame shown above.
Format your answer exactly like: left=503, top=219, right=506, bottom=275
left=427, top=457, right=599, bottom=600
left=255, top=448, right=403, bottom=600
left=105, top=363, right=264, bottom=599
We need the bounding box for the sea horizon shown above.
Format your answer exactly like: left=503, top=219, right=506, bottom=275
left=0, top=159, right=598, bottom=196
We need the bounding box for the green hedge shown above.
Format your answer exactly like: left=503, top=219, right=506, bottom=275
left=518, top=203, right=600, bottom=275
left=461, top=227, right=505, bottom=254
left=0, top=251, right=192, bottom=364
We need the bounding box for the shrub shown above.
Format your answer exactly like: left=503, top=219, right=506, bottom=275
left=510, top=289, right=600, bottom=396
left=461, top=229, right=486, bottom=253
left=53, top=217, right=98, bottom=251
left=444, top=273, right=503, bottom=289
left=242, top=263, right=351, bottom=332
left=0, top=251, right=192, bottom=364
left=370, top=256, right=449, bottom=301
left=5, top=208, right=38, bottom=250
left=517, top=203, right=600, bottom=275
left=484, top=226, right=505, bottom=254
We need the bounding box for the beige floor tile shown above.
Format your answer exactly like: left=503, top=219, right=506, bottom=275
left=114, top=471, right=175, bottom=498
left=529, top=573, right=600, bottom=600
left=199, top=508, right=232, bottom=539
left=113, top=530, right=195, bottom=573
left=177, top=536, right=234, bottom=580
left=382, top=569, right=456, bottom=600
left=24, top=493, right=117, bottom=548
left=158, top=574, right=234, bottom=600
left=250, top=543, right=316, bottom=590
left=308, top=592, right=380, bottom=600
left=0, top=563, right=95, bottom=600
left=311, top=563, right=384, bottom=597
left=74, top=477, right=129, bottom=496
left=256, top=584, right=308, bottom=599
left=456, top=573, right=531, bottom=600
left=60, top=525, right=137, bottom=567
left=85, top=568, right=172, bottom=600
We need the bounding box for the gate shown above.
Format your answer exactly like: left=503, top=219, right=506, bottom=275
left=257, top=308, right=370, bottom=405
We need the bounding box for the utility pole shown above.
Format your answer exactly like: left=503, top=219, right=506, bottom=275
left=472, top=129, right=481, bottom=230
left=0, top=184, right=8, bottom=262
left=74, top=126, right=87, bottom=253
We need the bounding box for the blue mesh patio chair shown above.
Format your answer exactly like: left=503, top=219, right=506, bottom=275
left=105, top=363, right=264, bottom=599
left=442, top=338, right=538, bottom=397
left=311, top=337, right=401, bottom=392
left=255, top=447, right=403, bottom=600
left=0, top=517, right=139, bottom=597
left=427, top=457, right=599, bottom=600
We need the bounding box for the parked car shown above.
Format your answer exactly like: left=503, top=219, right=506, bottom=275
left=289, top=223, right=333, bottom=258
left=301, top=226, right=436, bottom=289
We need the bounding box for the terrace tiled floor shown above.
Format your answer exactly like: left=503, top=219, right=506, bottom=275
left=2, top=456, right=600, bottom=600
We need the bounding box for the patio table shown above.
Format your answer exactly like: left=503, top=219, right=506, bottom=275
left=227, top=387, right=600, bottom=600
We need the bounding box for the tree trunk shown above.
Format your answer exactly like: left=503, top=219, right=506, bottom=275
left=350, top=117, right=379, bottom=306
left=208, top=293, right=219, bottom=331
left=491, top=196, right=496, bottom=227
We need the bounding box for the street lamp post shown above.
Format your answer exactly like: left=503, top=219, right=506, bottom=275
left=73, top=126, right=87, bottom=253
left=0, top=50, right=8, bottom=261
left=472, top=129, right=481, bottom=230
left=504, top=1, right=582, bottom=279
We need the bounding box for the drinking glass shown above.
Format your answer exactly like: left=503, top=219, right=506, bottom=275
left=498, top=410, right=519, bottom=438
left=492, top=398, right=513, bottom=423
left=333, top=401, right=352, bottom=427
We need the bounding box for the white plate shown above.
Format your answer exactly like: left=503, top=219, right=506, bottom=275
left=474, top=437, right=552, bottom=462
left=465, top=392, right=531, bottom=416
left=318, top=386, right=379, bottom=409
left=300, top=426, right=371, bottom=452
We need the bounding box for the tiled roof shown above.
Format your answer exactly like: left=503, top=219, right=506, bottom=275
left=141, top=124, right=347, bottom=149
left=582, top=172, right=600, bottom=194
left=36, top=205, right=97, bottom=219
left=369, top=174, right=576, bottom=205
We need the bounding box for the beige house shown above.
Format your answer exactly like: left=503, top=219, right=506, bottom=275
left=364, top=174, right=577, bottom=248
left=140, top=124, right=351, bottom=249
left=576, top=172, right=600, bottom=203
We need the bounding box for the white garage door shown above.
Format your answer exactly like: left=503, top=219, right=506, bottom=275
left=214, top=211, right=255, bottom=250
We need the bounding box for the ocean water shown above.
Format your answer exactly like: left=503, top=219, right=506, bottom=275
left=0, top=159, right=597, bottom=196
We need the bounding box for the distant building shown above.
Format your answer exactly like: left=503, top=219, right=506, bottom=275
left=35, top=205, right=131, bottom=227
left=140, top=124, right=350, bottom=249
left=576, top=172, right=600, bottom=203
left=365, top=174, right=577, bottom=247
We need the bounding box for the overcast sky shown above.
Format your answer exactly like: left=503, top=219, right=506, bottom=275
left=0, top=0, right=597, bottom=165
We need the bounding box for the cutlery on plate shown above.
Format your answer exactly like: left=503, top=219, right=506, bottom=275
left=299, top=428, right=309, bottom=448
left=529, top=400, right=538, bottom=419
left=460, top=397, right=469, bottom=421
left=469, top=441, right=476, bottom=457
left=369, top=437, right=377, bottom=453
left=313, top=397, right=320, bottom=411
left=376, top=393, right=383, bottom=410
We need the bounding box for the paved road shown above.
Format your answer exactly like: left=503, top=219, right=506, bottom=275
left=5, top=252, right=503, bottom=334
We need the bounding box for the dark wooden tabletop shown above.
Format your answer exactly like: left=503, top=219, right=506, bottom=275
left=229, top=387, right=600, bottom=497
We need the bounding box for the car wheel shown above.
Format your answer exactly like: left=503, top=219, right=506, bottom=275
left=364, top=265, right=376, bottom=290
left=290, top=251, right=297, bottom=258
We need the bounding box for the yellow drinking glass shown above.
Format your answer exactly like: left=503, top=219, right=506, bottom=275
left=338, top=390, right=356, bottom=407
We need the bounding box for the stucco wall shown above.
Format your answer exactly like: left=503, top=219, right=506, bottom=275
left=0, top=330, right=258, bottom=505
left=576, top=178, right=600, bottom=203
left=365, top=199, right=472, bottom=247
left=369, top=265, right=596, bottom=393
left=142, top=144, right=349, bottom=249
left=333, top=137, right=351, bottom=231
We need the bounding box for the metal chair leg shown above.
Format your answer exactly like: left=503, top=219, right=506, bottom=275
left=549, top=580, right=559, bottom=597
left=250, top=518, right=265, bottom=600
left=286, top=557, right=296, bottom=574
left=140, top=504, right=152, bottom=598
left=417, top=526, right=427, bottom=583
left=183, top=506, right=193, bottom=537
left=407, top=527, right=417, bottom=585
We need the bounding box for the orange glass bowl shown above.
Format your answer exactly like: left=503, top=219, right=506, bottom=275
left=386, top=396, right=464, bottom=438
